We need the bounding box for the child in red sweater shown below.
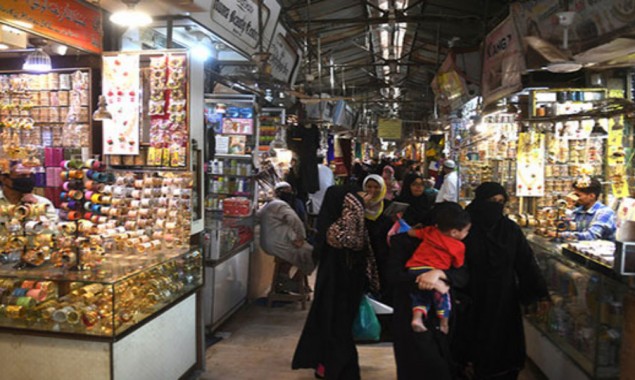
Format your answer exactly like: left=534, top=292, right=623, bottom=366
left=406, top=205, right=471, bottom=333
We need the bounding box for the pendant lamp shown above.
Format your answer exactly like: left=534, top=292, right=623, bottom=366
left=23, top=48, right=52, bottom=72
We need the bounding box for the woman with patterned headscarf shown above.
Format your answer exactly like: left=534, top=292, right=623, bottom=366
left=293, top=184, right=379, bottom=379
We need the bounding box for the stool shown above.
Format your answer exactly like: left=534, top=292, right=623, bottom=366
left=267, top=257, right=310, bottom=310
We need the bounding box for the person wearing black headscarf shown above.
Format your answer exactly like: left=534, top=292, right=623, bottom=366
left=395, top=172, right=432, bottom=227
left=292, top=184, right=379, bottom=379
left=453, top=182, right=549, bottom=380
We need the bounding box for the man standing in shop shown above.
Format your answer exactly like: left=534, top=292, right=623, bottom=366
left=436, top=160, right=460, bottom=203
left=550, top=177, right=616, bottom=241
left=0, top=164, right=57, bottom=223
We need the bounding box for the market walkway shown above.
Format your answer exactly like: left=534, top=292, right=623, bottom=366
left=201, top=300, right=548, bottom=380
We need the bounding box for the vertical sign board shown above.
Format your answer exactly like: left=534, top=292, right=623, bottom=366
left=192, top=0, right=281, bottom=58
left=0, top=0, right=102, bottom=54
left=481, top=15, right=525, bottom=106
left=269, top=23, right=301, bottom=85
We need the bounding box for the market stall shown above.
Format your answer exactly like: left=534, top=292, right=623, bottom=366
left=0, top=45, right=206, bottom=379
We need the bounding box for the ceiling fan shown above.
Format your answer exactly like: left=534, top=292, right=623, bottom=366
left=526, top=11, right=583, bottom=73
left=525, top=11, right=635, bottom=73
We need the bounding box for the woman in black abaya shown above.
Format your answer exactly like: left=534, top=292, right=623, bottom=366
left=395, top=172, right=432, bottom=227
left=292, top=185, right=379, bottom=379
left=454, top=182, right=549, bottom=380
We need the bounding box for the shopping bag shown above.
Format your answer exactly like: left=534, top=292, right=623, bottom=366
left=366, top=296, right=394, bottom=315
left=352, top=295, right=381, bottom=341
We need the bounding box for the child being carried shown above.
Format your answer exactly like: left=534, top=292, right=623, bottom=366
left=405, top=204, right=471, bottom=333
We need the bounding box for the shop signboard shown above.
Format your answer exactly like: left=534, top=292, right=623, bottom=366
left=511, top=0, right=635, bottom=52
left=481, top=15, right=525, bottom=106
left=378, top=118, right=402, bottom=140
left=192, top=0, right=281, bottom=58
left=269, top=23, right=301, bottom=84
left=516, top=132, right=545, bottom=197
left=0, top=0, right=102, bottom=54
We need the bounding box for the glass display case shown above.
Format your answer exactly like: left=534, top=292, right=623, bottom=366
left=526, top=234, right=626, bottom=379
left=0, top=248, right=202, bottom=338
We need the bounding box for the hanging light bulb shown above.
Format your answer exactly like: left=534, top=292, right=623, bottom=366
left=110, top=0, right=153, bottom=27
left=92, top=95, right=113, bottom=121
left=23, top=48, right=52, bottom=72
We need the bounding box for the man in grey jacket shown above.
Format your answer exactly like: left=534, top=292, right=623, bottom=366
left=257, top=182, right=315, bottom=292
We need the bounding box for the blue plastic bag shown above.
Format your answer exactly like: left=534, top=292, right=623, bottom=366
left=352, top=295, right=381, bottom=341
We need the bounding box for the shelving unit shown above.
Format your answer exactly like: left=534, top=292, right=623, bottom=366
left=202, top=94, right=259, bottom=331
left=528, top=89, right=608, bottom=211
left=0, top=68, right=92, bottom=206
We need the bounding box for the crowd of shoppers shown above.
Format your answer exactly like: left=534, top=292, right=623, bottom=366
left=279, top=156, right=550, bottom=380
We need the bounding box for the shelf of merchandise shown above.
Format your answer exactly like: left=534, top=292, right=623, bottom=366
left=202, top=94, right=259, bottom=331
left=0, top=68, right=92, bottom=207
left=525, top=234, right=626, bottom=379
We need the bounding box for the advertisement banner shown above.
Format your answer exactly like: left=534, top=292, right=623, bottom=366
left=0, top=0, right=102, bottom=54
left=516, top=132, right=545, bottom=197
left=378, top=118, right=402, bottom=140
left=511, top=0, right=635, bottom=52
left=482, top=15, right=525, bottom=106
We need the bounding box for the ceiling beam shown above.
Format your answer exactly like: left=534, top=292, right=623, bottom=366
left=289, top=13, right=482, bottom=26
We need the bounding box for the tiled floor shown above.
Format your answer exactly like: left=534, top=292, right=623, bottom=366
left=201, top=300, right=548, bottom=380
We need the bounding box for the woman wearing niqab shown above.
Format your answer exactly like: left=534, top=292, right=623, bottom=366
left=453, top=182, right=549, bottom=380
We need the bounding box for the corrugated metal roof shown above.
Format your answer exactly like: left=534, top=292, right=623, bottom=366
left=279, top=0, right=513, bottom=127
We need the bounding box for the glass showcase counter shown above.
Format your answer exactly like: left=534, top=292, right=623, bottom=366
left=525, top=234, right=626, bottom=379
left=0, top=248, right=202, bottom=338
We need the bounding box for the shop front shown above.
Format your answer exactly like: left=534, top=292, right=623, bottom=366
left=0, top=2, right=206, bottom=379
left=440, top=2, right=635, bottom=378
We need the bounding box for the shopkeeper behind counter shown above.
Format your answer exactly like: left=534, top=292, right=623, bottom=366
left=548, top=177, right=616, bottom=241
left=0, top=164, right=58, bottom=223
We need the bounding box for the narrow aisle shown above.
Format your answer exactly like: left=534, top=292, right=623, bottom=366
left=201, top=301, right=548, bottom=380
left=201, top=301, right=396, bottom=379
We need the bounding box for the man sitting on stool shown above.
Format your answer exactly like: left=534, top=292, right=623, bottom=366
left=257, top=182, right=315, bottom=293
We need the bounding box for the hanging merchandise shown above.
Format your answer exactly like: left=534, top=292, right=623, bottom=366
left=148, top=53, right=188, bottom=167
left=607, top=115, right=629, bottom=197
left=516, top=131, right=545, bottom=197
left=102, top=54, right=140, bottom=155
left=287, top=124, right=320, bottom=193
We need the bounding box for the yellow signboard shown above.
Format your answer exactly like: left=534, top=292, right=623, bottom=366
left=378, top=118, right=402, bottom=140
